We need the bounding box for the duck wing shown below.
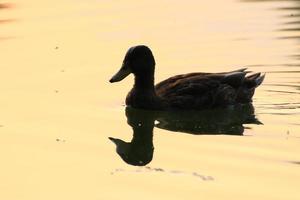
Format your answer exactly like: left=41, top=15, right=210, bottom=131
left=155, top=73, right=232, bottom=109
left=155, top=68, right=248, bottom=91
left=155, top=68, right=265, bottom=109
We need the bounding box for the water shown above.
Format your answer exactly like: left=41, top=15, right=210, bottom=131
left=0, top=0, right=299, bottom=199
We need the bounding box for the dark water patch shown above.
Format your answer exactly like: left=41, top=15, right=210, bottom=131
left=258, top=112, right=300, bottom=115
left=0, top=35, right=16, bottom=42
left=258, top=104, right=300, bottom=110
left=289, top=161, right=300, bottom=165
left=0, top=3, right=14, bottom=9
left=258, top=105, right=300, bottom=109
left=112, top=167, right=214, bottom=181
left=284, top=20, right=300, bottom=25
left=289, top=54, right=300, bottom=59
left=242, top=0, right=300, bottom=66
left=259, top=102, right=300, bottom=106
left=264, top=71, right=300, bottom=73
left=232, top=37, right=252, bottom=41
left=241, top=0, right=300, bottom=2
left=277, top=6, right=300, bottom=11
left=278, top=36, right=300, bottom=40
left=0, top=19, right=15, bottom=24
left=279, top=27, right=300, bottom=31
left=283, top=13, right=300, bottom=18
left=265, top=89, right=300, bottom=94
left=56, top=138, right=66, bottom=143
left=0, top=36, right=15, bottom=41
left=0, top=3, right=16, bottom=41
left=246, top=64, right=300, bottom=67
left=264, top=84, right=300, bottom=90
left=257, top=100, right=300, bottom=114
left=290, top=123, right=300, bottom=125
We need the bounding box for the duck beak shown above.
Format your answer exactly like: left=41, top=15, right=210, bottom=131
left=108, top=137, right=122, bottom=145
left=109, top=62, right=131, bottom=83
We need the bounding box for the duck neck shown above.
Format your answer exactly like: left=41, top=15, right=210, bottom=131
left=132, top=124, right=154, bottom=146
left=131, top=118, right=154, bottom=150
left=133, top=73, right=155, bottom=92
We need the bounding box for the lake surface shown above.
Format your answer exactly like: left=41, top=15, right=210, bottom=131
left=0, top=0, right=299, bottom=199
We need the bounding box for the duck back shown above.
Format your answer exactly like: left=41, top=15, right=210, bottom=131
left=155, top=68, right=265, bottom=109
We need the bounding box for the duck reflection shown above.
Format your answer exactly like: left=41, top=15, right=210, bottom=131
left=109, top=104, right=261, bottom=166
left=109, top=108, right=156, bottom=166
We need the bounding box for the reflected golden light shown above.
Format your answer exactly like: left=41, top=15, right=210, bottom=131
left=0, top=0, right=299, bottom=200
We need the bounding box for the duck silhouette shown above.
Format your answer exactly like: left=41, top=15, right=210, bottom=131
left=110, top=45, right=265, bottom=110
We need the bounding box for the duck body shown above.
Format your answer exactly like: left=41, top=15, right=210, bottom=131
left=110, top=45, right=265, bottom=110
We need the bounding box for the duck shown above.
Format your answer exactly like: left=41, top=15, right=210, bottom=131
left=109, top=45, right=265, bottom=110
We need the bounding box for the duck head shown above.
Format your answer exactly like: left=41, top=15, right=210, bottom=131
left=109, top=45, right=156, bottom=83
left=109, top=136, right=154, bottom=166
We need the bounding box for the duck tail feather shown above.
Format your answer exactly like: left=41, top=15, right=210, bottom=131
left=247, top=72, right=261, bottom=80
left=222, top=72, right=246, bottom=88
left=231, top=68, right=247, bottom=73
left=255, top=73, right=265, bottom=87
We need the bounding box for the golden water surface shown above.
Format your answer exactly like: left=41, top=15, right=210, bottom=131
left=0, top=0, right=300, bottom=199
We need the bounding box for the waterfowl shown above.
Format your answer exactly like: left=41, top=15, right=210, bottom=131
left=109, top=45, right=265, bottom=110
